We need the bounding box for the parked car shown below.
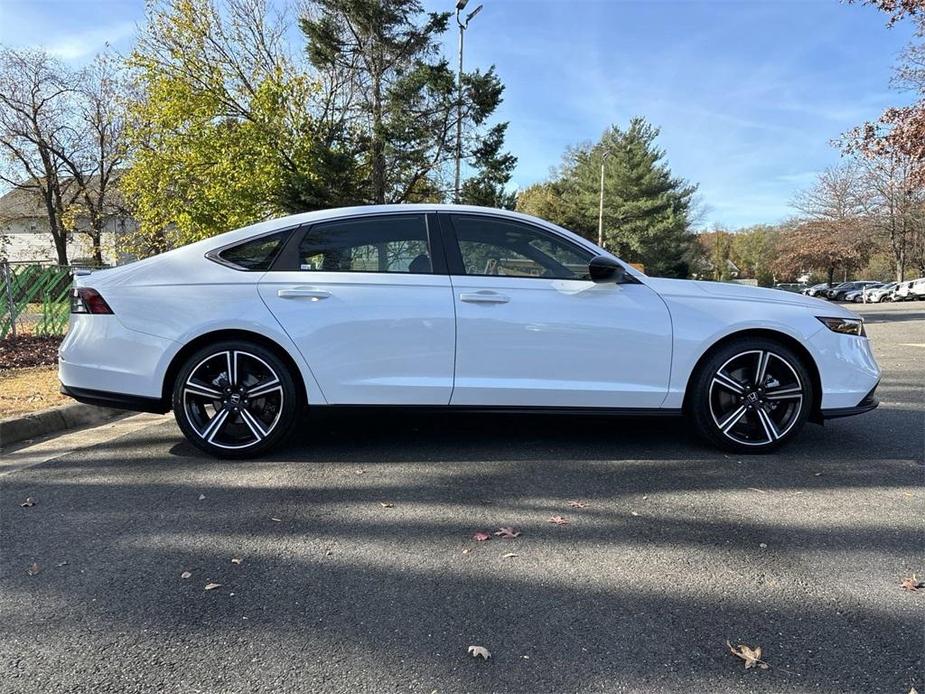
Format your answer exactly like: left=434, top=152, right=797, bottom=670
left=827, top=281, right=880, bottom=301
left=802, top=283, right=830, bottom=297
left=893, top=280, right=915, bottom=301
left=774, top=283, right=808, bottom=293
left=59, top=205, right=881, bottom=457
left=845, top=283, right=883, bottom=303
left=863, top=282, right=896, bottom=303
left=911, top=278, right=925, bottom=300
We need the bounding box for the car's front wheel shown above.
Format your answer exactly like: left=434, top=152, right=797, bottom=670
left=689, top=338, right=813, bottom=453
left=172, top=341, right=299, bottom=458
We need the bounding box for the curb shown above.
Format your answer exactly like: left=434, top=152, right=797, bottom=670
left=0, top=403, right=127, bottom=449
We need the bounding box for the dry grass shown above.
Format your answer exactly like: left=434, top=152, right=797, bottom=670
left=0, top=366, right=69, bottom=418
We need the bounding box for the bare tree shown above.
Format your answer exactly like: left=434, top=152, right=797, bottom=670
left=58, top=55, right=129, bottom=266
left=858, top=152, right=924, bottom=281
left=0, top=48, right=81, bottom=265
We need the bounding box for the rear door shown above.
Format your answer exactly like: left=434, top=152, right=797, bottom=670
left=258, top=213, right=456, bottom=405
left=440, top=212, right=673, bottom=408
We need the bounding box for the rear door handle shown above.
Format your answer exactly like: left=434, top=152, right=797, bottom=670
left=459, top=291, right=510, bottom=304
left=277, top=287, right=331, bottom=300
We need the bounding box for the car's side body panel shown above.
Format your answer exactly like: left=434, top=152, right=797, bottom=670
left=448, top=276, right=673, bottom=407
left=258, top=272, right=456, bottom=404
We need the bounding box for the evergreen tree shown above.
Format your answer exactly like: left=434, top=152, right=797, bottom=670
left=299, top=0, right=515, bottom=206
left=517, top=118, right=696, bottom=277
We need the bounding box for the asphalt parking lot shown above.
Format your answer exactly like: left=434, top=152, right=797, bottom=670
left=1, top=300, right=923, bottom=694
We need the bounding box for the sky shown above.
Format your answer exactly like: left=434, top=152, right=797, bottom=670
left=0, top=0, right=916, bottom=228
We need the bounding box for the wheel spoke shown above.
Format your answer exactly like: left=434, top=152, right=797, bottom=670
left=755, top=407, right=781, bottom=442
left=239, top=407, right=267, bottom=440
left=200, top=408, right=230, bottom=442
left=713, top=371, right=746, bottom=395
left=248, top=379, right=281, bottom=399
left=765, top=385, right=803, bottom=401
left=226, top=351, right=238, bottom=387
left=718, top=405, right=748, bottom=432
left=754, top=351, right=770, bottom=386
left=185, top=380, right=223, bottom=399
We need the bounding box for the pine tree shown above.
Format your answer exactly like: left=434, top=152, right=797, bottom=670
left=299, top=0, right=515, bottom=206
left=518, top=118, right=697, bottom=277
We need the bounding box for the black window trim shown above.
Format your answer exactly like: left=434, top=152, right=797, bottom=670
left=438, top=211, right=597, bottom=281
left=205, top=226, right=299, bottom=272
left=269, top=211, right=447, bottom=275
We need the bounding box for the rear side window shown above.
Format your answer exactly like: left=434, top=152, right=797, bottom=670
left=214, top=230, right=290, bottom=271
left=298, top=215, right=431, bottom=273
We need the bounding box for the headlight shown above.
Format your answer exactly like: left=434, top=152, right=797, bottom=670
left=817, top=316, right=866, bottom=336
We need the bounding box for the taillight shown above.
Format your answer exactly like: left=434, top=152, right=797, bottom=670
left=71, top=287, right=113, bottom=314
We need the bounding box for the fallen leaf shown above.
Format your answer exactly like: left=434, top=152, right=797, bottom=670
left=198, top=494, right=206, bottom=501
left=204, top=582, right=222, bottom=591
left=180, top=571, right=192, bottom=579
left=20, top=497, right=36, bottom=508
left=467, top=645, right=491, bottom=660
left=568, top=500, right=586, bottom=508
left=503, top=553, right=518, bottom=559
left=472, top=531, right=492, bottom=541
left=27, top=563, right=41, bottom=576
left=231, top=558, right=242, bottom=565
left=380, top=502, right=395, bottom=508
left=494, top=527, right=521, bottom=539
left=548, top=516, right=569, bottom=525
left=727, top=641, right=769, bottom=670
left=271, top=517, right=282, bottom=522
left=900, top=574, right=923, bottom=591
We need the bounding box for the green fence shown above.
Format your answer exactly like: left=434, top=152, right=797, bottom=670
left=0, top=262, right=73, bottom=339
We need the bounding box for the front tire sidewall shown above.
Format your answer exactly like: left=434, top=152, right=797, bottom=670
left=172, top=341, right=299, bottom=458
left=689, top=338, right=814, bottom=454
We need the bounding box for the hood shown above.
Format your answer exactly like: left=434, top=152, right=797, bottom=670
left=644, top=277, right=859, bottom=318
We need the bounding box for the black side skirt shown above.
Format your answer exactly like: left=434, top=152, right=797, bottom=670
left=60, top=385, right=169, bottom=414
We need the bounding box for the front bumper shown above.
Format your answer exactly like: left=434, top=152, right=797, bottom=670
left=819, top=383, right=879, bottom=420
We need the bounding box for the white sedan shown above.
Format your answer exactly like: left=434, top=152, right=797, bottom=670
left=60, top=205, right=881, bottom=457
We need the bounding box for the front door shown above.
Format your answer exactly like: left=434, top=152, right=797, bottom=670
left=441, top=213, right=673, bottom=409
left=258, top=213, right=455, bottom=405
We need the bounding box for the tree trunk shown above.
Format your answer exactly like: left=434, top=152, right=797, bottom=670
left=370, top=71, right=386, bottom=205
left=827, top=266, right=835, bottom=286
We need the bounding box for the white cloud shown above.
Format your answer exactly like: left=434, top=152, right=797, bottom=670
left=45, top=20, right=136, bottom=61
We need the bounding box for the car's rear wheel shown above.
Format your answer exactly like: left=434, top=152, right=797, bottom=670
left=689, top=338, right=814, bottom=453
left=172, top=341, right=299, bottom=458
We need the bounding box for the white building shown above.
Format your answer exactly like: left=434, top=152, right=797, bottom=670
left=0, top=182, right=137, bottom=266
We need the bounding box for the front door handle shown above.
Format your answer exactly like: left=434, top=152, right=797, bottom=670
left=459, top=291, right=510, bottom=304
left=277, top=287, right=331, bottom=300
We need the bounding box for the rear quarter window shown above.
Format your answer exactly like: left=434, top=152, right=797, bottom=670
left=211, top=230, right=291, bottom=271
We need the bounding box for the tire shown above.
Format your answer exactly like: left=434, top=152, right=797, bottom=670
left=172, top=340, right=299, bottom=458
left=688, top=337, right=814, bottom=453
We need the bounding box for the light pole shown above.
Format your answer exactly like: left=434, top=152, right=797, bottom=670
left=454, top=0, right=483, bottom=204
left=598, top=150, right=613, bottom=248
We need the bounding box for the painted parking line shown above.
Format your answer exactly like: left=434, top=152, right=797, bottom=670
left=0, top=413, right=172, bottom=476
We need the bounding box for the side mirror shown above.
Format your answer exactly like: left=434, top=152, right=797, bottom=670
left=588, top=255, right=626, bottom=284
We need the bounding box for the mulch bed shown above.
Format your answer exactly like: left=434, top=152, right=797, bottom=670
left=0, top=335, right=63, bottom=370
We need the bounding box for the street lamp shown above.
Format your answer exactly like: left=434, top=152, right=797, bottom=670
left=598, top=150, right=613, bottom=248
left=454, top=0, right=483, bottom=204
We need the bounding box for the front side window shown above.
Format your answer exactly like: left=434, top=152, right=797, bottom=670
left=450, top=216, right=593, bottom=280
left=215, top=230, right=290, bottom=271
left=298, top=215, right=432, bottom=273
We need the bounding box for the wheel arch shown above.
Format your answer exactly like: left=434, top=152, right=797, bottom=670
left=683, top=328, right=823, bottom=423
left=162, top=329, right=308, bottom=410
